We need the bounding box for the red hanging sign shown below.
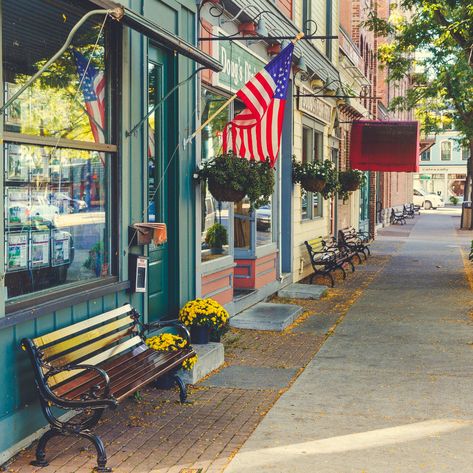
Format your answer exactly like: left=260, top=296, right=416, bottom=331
left=350, top=121, right=420, bottom=172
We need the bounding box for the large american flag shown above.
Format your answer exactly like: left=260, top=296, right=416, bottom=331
left=223, top=43, right=294, bottom=167
left=72, top=49, right=106, bottom=144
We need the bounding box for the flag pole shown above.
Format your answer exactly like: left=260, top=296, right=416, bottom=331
left=184, top=31, right=305, bottom=147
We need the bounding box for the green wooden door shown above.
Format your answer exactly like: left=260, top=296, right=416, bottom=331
left=148, top=46, right=171, bottom=322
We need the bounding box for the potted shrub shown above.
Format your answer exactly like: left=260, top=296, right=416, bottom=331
left=178, top=298, right=230, bottom=344
left=205, top=223, right=228, bottom=254
left=146, top=333, right=198, bottom=388
left=197, top=154, right=275, bottom=209
left=292, top=158, right=336, bottom=194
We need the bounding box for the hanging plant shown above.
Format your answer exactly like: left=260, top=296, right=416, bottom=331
left=196, top=154, right=275, bottom=209
left=338, top=169, right=366, bottom=201
left=292, top=157, right=338, bottom=198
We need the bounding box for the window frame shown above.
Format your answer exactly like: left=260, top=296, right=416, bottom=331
left=301, top=118, right=324, bottom=221
left=1, top=8, right=120, bottom=310
left=420, top=149, right=431, bottom=161
left=440, top=140, right=452, bottom=161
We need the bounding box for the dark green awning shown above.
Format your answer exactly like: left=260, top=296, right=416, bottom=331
left=89, top=0, right=223, bottom=72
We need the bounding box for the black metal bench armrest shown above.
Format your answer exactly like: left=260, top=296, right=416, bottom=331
left=144, top=320, right=191, bottom=344
left=43, top=364, right=118, bottom=410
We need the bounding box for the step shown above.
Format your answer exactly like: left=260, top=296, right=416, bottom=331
left=278, top=283, right=327, bottom=300
left=230, top=302, right=303, bottom=331
left=178, top=342, right=224, bottom=385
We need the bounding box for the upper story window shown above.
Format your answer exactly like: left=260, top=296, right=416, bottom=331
left=2, top=0, right=115, bottom=300
left=421, top=150, right=431, bottom=161
left=462, top=145, right=471, bottom=161
left=440, top=141, right=452, bottom=161
left=302, top=0, right=312, bottom=34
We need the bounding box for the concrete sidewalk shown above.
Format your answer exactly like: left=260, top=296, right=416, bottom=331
left=225, top=210, right=473, bottom=473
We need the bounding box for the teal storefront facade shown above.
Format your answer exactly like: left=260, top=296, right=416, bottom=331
left=0, top=0, right=216, bottom=462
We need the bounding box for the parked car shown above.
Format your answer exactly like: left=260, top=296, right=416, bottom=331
left=413, top=188, right=445, bottom=210
left=52, top=192, right=88, bottom=213
left=256, top=204, right=271, bottom=231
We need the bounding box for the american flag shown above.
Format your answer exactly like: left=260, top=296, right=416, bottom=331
left=223, top=43, right=294, bottom=167
left=72, top=49, right=106, bottom=144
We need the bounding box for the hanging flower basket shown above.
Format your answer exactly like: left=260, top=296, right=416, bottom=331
left=196, top=154, right=275, bottom=208
left=339, top=170, right=364, bottom=192
left=208, top=178, right=246, bottom=203
left=300, top=176, right=327, bottom=193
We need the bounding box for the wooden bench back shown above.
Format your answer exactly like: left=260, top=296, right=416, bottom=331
left=305, top=237, right=325, bottom=254
left=26, top=304, right=143, bottom=386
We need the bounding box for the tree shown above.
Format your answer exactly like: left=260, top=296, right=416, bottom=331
left=365, top=1, right=473, bottom=227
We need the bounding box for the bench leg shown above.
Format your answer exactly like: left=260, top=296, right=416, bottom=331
left=79, top=431, right=111, bottom=472
left=31, top=428, right=62, bottom=467
left=173, top=374, right=188, bottom=403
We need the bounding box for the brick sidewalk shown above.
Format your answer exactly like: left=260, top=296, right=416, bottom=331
left=3, top=248, right=394, bottom=473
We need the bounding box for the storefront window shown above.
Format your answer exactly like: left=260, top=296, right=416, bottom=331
left=234, top=198, right=252, bottom=250
left=301, top=123, right=323, bottom=220
left=201, top=89, right=231, bottom=261
left=3, top=0, right=112, bottom=299
left=256, top=198, right=272, bottom=247
left=462, top=146, right=470, bottom=161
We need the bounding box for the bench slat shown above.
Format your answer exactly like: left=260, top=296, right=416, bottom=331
left=50, top=328, right=135, bottom=368
left=113, top=350, right=192, bottom=401
left=42, top=316, right=135, bottom=360
left=53, top=345, right=149, bottom=396
left=33, top=304, right=133, bottom=348
left=48, top=335, right=143, bottom=386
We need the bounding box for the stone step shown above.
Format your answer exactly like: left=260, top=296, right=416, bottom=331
left=178, top=342, right=224, bottom=385
left=278, top=283, right=327, bottom=300
left=230, top=302, right=303, bottom=331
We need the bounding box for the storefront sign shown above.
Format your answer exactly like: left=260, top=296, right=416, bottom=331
left=214, top=36, right=266, bottom=92
left=297, top=86, right=332, bottom=124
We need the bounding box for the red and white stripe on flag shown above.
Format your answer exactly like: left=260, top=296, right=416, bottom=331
left=222, top=43, right=294, bottom=167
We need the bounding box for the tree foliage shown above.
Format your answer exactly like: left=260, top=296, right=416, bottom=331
left=365, top=1, right=473, bottom=142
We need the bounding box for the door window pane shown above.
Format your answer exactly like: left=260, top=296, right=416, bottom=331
left=4, top=143, right=108, bottom=299
left=234, top=198, right=252, bottom=250
left=256, top=199, right=272, bottom=247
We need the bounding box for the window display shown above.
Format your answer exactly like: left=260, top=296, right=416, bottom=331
left=3, top=143, right=108, bottom=299
left=2, top=0, right=112, bottom=300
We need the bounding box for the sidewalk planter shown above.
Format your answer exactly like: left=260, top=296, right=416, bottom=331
left=179, top=298, right=230, bottom=346
left=191, top=325, right=210, bottom=344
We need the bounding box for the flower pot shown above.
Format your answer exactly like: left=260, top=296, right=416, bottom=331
left=210, top=247, right=224, bottom=255
left=300, top=176, right=326, bottom=193
left=341, top=180, right=360, bottom=192
left=238, top=22, right=257, bottom=36
left=191, top=325, right=210, bottom=344
left=208, top=179, right=246, bottom=202
left=155, top=372, right=176, bottom=389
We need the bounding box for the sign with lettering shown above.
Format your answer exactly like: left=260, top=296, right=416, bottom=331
left=297, top=86, right=332, bottom=124
left=214, top=32, right=266, bottom=92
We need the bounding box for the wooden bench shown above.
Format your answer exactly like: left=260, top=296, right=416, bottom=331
left=304, top=236, right=356, bottom=287
left=21, top=304, right=195, bottom=472
left=338, top=227, right=371, bottom=261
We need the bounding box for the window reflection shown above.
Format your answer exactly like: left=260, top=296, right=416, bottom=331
left=201, top=89, right=231, bottom=261
left=4, top=143, right=107, bottom=298
left=3, top=0, right=107, bottom=142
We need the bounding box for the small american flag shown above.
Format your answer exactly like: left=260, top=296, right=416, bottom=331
left=72, top=49, right=106, bottom=144
left=223, top=43, right=294, bottom=167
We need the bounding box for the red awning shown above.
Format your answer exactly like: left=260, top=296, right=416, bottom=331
left=350, top=120, right=420, bottom=172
